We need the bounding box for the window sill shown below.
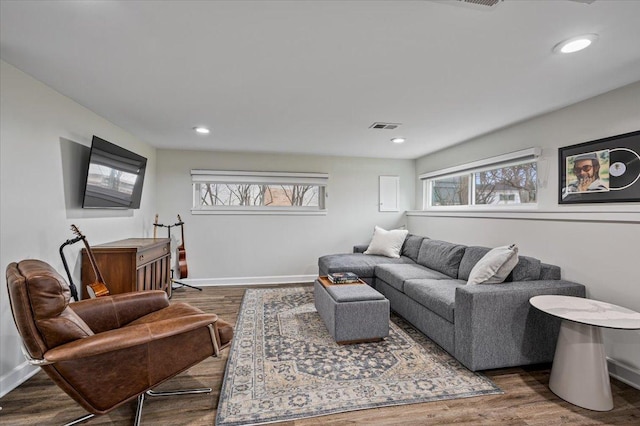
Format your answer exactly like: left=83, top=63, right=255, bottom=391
left=407, top=209, right=640, bottom=223
left=191, top=209, right=327, bottom=216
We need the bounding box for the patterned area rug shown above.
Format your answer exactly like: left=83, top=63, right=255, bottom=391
left=216, top=287, right=501, bottom=425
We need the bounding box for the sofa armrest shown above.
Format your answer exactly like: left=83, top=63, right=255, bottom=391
left=353, top=244, right=369, bottom=253
left=70, top=291, right=170, bottom=333
left=454, top=280, right=585, bottom=371
left=539, top=263, right=561, bottom=280
left=44, top=313, right=217, bottom=362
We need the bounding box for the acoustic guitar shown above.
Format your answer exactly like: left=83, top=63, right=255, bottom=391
left=176, top=214, right=188, bottom=279
left=71, top=225, right=110, bottom=298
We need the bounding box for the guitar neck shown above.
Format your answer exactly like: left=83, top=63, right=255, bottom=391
left=153, top=214, right=158, bottom=239
left=178, top=215, right=186, bottom=249
left=81, top=238, right=107, bottom=285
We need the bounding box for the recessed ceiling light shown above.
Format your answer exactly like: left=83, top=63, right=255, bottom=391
left=553, top=34, right=598, bottom=54
left=391, top=137, right=406, bottom=144
left=193, top=126, right=210, bottom=134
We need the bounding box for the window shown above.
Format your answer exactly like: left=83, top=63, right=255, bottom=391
left=430, top=174, right=470, bottom=206
left=474, top=162, right=537, bottom=205
left=191, top=170, right=328, bottom=215
left=421, top=148, right=540, bottom=209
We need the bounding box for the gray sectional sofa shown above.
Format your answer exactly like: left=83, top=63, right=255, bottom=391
left=318, top=234, right=586, bottom=371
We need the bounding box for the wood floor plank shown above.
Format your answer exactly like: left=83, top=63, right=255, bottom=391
left=1, top=285, right=638, bottom=425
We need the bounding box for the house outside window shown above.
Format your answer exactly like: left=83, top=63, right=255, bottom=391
left=421, top=148, right=540, bottom=209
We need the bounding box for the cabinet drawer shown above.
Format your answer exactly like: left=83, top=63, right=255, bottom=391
left=137, top=243, right=170, bottom=266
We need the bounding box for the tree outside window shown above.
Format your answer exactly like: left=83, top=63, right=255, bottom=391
left=197, top=184, right=320, bottom=207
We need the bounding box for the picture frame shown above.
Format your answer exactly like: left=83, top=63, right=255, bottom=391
left=559, top=130, right=640, bottom=204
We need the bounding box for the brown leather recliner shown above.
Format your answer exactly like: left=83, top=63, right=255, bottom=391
left=6, top=259, right=233, bottom=425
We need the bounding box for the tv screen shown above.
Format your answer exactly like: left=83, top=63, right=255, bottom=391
left=82, top=136, right=147, bottom=209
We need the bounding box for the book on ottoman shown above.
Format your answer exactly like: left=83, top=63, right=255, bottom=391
left=328, top=272, right=359, bottom=284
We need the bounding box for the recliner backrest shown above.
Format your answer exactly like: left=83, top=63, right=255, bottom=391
left=6, top=260, right=93, bottom=359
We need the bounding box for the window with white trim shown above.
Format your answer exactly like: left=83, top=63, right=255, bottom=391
left=191, top=170, right=328, bottom=215
left=421, top=148, right=540, bottom=209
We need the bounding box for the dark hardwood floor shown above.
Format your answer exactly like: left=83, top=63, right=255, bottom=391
left=1, top=285, right=638, bottom=425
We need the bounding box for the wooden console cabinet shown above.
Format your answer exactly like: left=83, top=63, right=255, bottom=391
left=81, top=238, right=172, bottom=299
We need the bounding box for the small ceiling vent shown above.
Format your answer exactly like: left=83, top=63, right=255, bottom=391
left=459, top=0, right=502, bottom=7
left=434, top=0, right=503, bottom=10
left=369, top=122, right=401, bottom=130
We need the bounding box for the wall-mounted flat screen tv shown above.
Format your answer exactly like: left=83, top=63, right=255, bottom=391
left=82, top=136, right=147, bottom=209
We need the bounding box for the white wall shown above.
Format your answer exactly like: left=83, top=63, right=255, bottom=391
left=410, top=81, right=640, bottom=382
left=157, top=150, right=414, bottom=281
left=0, top=61, right=157, bottom=397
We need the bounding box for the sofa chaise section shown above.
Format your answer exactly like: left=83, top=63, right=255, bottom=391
left=318, top=253, right=413, bottom=285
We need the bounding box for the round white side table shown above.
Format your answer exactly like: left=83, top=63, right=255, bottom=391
left=530, top=295, right=640, bottom=411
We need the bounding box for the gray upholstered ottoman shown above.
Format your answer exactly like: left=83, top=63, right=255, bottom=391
left=314, top=278, right=390, bottom=344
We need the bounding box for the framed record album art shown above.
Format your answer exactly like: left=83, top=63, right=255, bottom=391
left=559, top=130, right=640, bottom=204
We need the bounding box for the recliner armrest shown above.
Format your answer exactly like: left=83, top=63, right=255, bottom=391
left=70, top=291, right=170, bottom=333
left=44, top=313, right=218, bottom=362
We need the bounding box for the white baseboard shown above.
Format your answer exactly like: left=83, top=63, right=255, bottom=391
left=607, top=357, right=640, bottom=390
left=174, top=274, right=317, bottom=287
left=0, top=361, right=39, bottom=399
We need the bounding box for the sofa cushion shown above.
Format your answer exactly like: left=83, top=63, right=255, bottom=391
left=507, top=255, right=542, bottom=281
left=467, top=244, right=519, bottom=285
left=353, top=244, right=369, bottom=254
left=400, top=234, right=425, bottom=263
left=539, top=263, right=561, bottom=280
left=318, top=253, right=414, bottom=278
left=416, top=239, right=467, bottom=278
left=326, top=284, right=386, bottom=302
left=457, top=246, right=491, bottom=281
left=458, top=246, right=491, bottom=280
left=375, top=263, right=449, bottom=293
left=364, top=226, right=409, bottom=258
left=404, top=279, right=466, bottom=323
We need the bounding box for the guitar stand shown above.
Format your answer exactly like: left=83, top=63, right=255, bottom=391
left=153, top=220, right=203, bottom=293
left=172, top=275, right=203, bottom=292
left=59, top=236, right=85, bottom=301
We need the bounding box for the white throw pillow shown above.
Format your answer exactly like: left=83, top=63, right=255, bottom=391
left=364, top=226, right=409, bottom=258
left=467, top=244, right=519, bottom=285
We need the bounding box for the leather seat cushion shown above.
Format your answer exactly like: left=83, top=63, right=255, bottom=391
left=126, top=302, right=208, bottom=326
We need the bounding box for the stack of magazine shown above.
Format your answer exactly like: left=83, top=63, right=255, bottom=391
left=327, top=272, right=360, bottom=284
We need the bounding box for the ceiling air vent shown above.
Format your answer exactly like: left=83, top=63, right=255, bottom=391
left=434, top=0, right=503, bottom=10
left=369, top=122, right=401, bottom=130
left=459, top=0, right=502, bottom=7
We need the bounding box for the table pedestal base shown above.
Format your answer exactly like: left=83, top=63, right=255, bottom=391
left=549, top=320, right=613, bottom=411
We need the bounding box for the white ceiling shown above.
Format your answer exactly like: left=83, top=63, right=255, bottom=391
left=2, top=1, right=640, bottom=159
